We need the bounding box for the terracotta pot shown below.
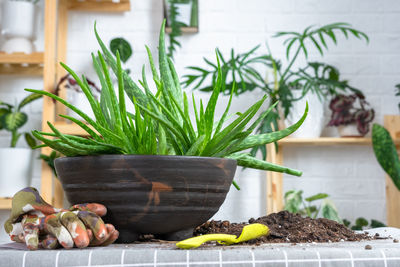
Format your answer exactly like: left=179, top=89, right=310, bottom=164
left=55, top=155, right=237, bottom=242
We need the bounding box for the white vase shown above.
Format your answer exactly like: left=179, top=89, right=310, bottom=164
left=338, top=124, right=362, bottom=137
left=285, top=90, right=325, bottom=138
left=1, top=1, right=36, bottom=53
left=0, top=148, right=32, bottom=198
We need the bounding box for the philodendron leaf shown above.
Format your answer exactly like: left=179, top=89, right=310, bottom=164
left=3, top=112, right=27, bottom=131
left=372, top=123, right=400, bottom=190
left=321, top=199, right=342, bottom=223
left=18, top=93, right=42, bottom=110
left=305, top=193, right=329, bottom=202
left=25, top=133, right=37, bottom=149
left=110, top=38, right=132, bottom=63
left=284, top=190, right=303, bottom=213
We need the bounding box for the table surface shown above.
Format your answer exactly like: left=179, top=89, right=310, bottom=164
left=1, top=228, right=400, bottom=267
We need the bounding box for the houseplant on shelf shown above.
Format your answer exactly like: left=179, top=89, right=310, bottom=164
left=0, top=93, right=41, bottom=197
left=27, top=21, right=308, bottom=242
left=1, top=0, right=39, bottom=53
left=183, top=23, right=368, bottom=152
left=164, top=0, right=199, bottom=58
left=328, top=93, right=375, bottom=137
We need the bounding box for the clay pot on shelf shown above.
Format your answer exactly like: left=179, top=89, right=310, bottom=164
left=1, top=1, right=36, bottom=53
left=0, top=148, right=32, bottom=197
left=55, top=155, right=237, bottom=243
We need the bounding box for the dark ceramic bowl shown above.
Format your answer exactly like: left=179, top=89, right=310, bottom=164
left=55, top=155, right=237, bottom=242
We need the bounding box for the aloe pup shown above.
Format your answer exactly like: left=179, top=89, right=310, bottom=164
left=27, top=20, right=308, bottom=189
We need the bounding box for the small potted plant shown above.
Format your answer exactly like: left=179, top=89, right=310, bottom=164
left=27, top=21, right=307, bottom=242
left=1, top=0, right=39, bottom=53
left=328, top=93, right=375, bottom=137
left=0, top=93, right=41, bottom=197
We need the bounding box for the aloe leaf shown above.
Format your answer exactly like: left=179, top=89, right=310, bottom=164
left=58, top=114, right=102, bottom=142
left=219, top=102, right=308, bottom=155
left=185, top=135, right=206, bottom=156
left=94, top=23, right=148, bottom=107
left=227, top=152, right=302, bottom=176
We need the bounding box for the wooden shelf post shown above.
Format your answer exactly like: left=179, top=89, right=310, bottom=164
left=384, top=115, right=400, bottom=227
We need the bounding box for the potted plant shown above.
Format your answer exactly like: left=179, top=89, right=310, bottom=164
left=183, top=23, right=368, bottom=144
left=27, top=21, right=308, bottom=242
left=0, top=93, right=41, bottom=197
left=163, top=0, right=198, bottom=58
left=328, top=93, right=375, bottom=137
left=1, top=0, right=39, bottom=53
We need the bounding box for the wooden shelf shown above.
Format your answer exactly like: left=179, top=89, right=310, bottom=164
left=0, top=198, right=12, bottom=210
left=278, top=137, right=400, bottom=146
left=53, top=122, right=93, bottom=136
left=67, top=0, right=131, bottom=12
left=165, top=27, right=198, bottom=34
left=0, top=52, right=44, bottom=75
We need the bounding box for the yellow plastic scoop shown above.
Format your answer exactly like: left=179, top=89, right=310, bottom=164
left=176, top=223, right=269, bottom=249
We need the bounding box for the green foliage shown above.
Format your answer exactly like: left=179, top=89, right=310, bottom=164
left=110, top=38, right=132, bottom=63
left=284, top=190, right=341, bottom=223
left=184, top=23, right=368, bottom=159
left=372, top=124, right=400, bottom=190
left=343, top=217, right=386, bottom=231
left=0, top=93, right=41, bottom=148
left=27, top=20, right=308, bottom=190
left=395, top=84, right=400, bottom=112
left=40, top=151, right=61, bottom=177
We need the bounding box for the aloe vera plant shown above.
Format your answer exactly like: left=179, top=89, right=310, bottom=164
left=27, top=21, right=308, bottom=189
left=0, top=93, right=41, bottom=147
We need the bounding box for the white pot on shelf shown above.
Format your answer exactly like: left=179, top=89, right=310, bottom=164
left=0, top=148, right=32, bottom=198
left=338, top=124, right=362, bottom=137
left=1, top=1, right=36, bottom=53
left=284, top=90, right=325, bottom=138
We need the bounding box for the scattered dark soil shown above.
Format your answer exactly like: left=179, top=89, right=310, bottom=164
left=193, top=211, right=372, bottom=244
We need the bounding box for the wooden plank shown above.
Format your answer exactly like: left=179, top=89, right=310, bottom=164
left=165, top=27, right=198, bottom=34
left=0, top=64, right=43, bottom=75
left=0, top=198, right=12, bottom=210
left=384, top=115, right=400, bottom=227
left=0, top=52, right=44, bottom=64
left=266, top=143, right=284, bottom=214
left=41, top=0, right=58, bottom=205
left=279, top=137, right=373, bottom=146
left=55, top=0, right=69, bottom=122
left=67, top=0, right=131, bottom=12
left=53, top=122, right=94, bottom=136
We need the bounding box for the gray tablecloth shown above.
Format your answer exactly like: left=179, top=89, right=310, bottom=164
left=1, top=227, right=400, bottom=267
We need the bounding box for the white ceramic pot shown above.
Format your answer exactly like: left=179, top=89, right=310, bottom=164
left=338, top=124, right=362, bottom=137
left=285, top=90, right=325, bottom=138
left=0, top=148, right=32, bottom=198
left=1, top=1, right=36, bottom=53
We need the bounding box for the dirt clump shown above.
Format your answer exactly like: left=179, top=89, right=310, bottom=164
left=194, top=211, right=371, bottom=244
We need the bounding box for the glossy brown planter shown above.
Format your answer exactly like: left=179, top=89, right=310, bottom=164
left=54, top=155, right=236, bottom=242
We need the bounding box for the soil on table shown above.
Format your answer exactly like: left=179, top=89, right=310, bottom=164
left=193, top=211, right=372, bottom=244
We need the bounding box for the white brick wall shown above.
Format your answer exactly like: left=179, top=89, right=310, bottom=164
left=0, top=0, right=399, bottom=242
